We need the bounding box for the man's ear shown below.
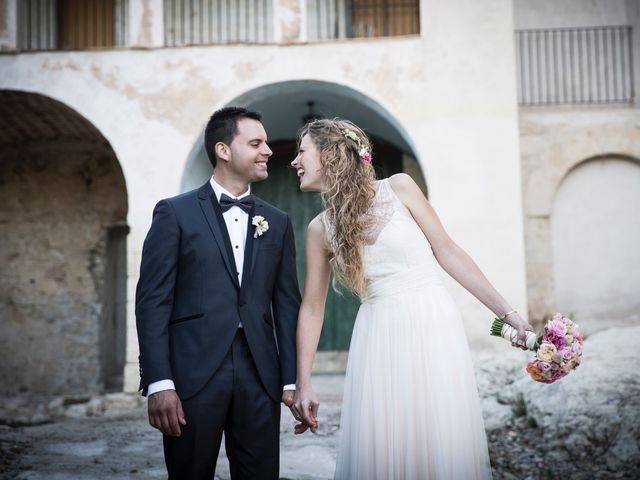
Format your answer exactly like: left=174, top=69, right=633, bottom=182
left=215, top=142, right=230, bottom=163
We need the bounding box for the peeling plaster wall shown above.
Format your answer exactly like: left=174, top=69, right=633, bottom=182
left=129, top=0, right=163, bottom=48
left=0, top=0, right=527, bottom=391
left=275, top=0, right=304, bottom=42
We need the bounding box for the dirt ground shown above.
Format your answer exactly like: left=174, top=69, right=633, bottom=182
left=2, top=368, right=636, bottom=480
left=0, top=375, right=344, bottom=480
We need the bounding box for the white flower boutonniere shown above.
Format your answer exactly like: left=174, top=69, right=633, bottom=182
left=252, top=215, right=269, bottom=238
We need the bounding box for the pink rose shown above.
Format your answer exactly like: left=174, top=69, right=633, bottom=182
left=571, top=342, right=582, bottom=356
left=547, top=319, right=567, bottom=338
left=544, top=332, right=566, bottom=349
left=538, top=361, right=551, bottom=372
left=559, top=347, right=574, bottom=361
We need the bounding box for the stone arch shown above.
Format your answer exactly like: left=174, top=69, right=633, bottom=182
left=180, top=79, right=424, bottom=193
left=179, top=80, right=424, bottom=358
left=521, top=114, right=640, bottom=324
left=550, top=154, right=640, bottom=335
left=0, top=90, right=129, bottom=395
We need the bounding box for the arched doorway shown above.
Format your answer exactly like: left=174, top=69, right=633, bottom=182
left=551, top=156, right=640, bottom=335
left=0, top=90, right=128, bottom=395
left=181, top=81, right=425, bottom=356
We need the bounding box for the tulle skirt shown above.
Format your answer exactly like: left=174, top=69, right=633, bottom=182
left=334, top=269, right=492, bottom=480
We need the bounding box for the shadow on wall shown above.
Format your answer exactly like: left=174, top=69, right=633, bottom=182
left=0, top=90, right=129, bottom=396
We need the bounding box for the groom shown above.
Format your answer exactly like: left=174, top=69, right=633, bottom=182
left=136, top=107, right=301, bottom=479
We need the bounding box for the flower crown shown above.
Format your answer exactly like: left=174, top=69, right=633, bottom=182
left=342, top=129, right=372, bottom=164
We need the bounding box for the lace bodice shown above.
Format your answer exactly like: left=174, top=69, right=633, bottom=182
left=324, top=178, right=441, bottom=288
left=361, top=179, right=398, bottom=245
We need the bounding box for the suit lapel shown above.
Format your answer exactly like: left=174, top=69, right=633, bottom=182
left=248, top=201, right=265, bottom=280
left=239, top=207, right=255, bottom=293
left=240, top=199, right=267, bottom=294
left=197, top=183, right=240, bottom=290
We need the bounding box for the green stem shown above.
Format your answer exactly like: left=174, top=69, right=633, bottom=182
left=490, top=318, right=505, bottom=337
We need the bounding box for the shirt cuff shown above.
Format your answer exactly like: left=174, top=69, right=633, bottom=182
left=147, top=379, right=176, bottom=396
left=283, top=384, right=296, bottom=391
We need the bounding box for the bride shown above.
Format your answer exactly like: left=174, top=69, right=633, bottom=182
left=289, top=118, right=532, bottom=479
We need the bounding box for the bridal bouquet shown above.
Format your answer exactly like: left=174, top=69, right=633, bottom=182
left=490, top=313, right=583, bottom=383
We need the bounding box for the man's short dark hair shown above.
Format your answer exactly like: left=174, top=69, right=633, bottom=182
left=204, top=107, right=262, bottom=168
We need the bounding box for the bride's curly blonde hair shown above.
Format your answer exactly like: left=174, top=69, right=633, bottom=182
left=298, top=118, right=377, bottom=296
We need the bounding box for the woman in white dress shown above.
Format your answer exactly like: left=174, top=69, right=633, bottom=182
left=290, top=119, right=532, bottom=480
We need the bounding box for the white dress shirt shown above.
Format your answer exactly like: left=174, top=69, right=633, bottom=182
left=147, top=177, right=295, bottom=396
left=210, top=177, right=251, bottom=287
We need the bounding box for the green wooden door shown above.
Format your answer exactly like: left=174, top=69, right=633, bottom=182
left=253, top=139, right=404, bottom=350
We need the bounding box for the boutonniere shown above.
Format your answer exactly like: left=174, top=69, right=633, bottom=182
left=252, top=215, right=269, bottom=238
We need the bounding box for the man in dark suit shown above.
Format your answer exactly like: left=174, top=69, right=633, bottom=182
left=136, top=107, right=301, bottom=479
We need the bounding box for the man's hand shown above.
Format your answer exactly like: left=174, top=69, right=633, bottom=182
left=282, top=389, right=295, bottom=407
left=283, top=389, right=309, bottom=434
left=291, top=385, right=319, bottom=435
left=148, top=390, right=186, bottom=437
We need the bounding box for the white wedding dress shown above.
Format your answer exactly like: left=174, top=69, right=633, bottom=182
left=331, top=179, right=492, bottom=480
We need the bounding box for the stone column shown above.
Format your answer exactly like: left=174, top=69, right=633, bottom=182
left=129, top=0, right=164, bottom=48
left=124, top=243, right=141, bottom=393
left=0, top=0, right=17, bottom=51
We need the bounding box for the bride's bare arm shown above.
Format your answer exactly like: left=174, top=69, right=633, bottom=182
left=388, top=173, right=533, bottom=344
left=293, top=215, right=331, bottom=432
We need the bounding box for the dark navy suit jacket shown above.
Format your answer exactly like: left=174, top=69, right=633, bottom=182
left=135, top=181, right=301, bottom=401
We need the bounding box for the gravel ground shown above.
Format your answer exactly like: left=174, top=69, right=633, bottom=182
left=0, top=375, right=343, bottom=480
left=1, top=370, right=636, bottom=480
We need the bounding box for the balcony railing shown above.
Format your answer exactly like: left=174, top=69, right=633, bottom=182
left=17, top=0, right=55, bottom=50
left=163, top=0, right=274, bottom=46
left=515, top=26, right=634, bottom=106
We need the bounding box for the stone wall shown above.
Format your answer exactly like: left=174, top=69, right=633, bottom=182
left=519, top=108, right=640, bottom=331
left=0, top=143, right=127, bottom=395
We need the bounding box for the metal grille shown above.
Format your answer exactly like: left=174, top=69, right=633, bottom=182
left=349, top=0, right=419, bottom=38
left=308, top=0, right=419, bottom=41
left=17, top=0, right=57, bottom=50
left=307, top=0, right=343, bottom=41
left=113, top=0, right=129, bottom=47
left=17, top=0, right=128, bottom=51
left=516, top=26, right=634, bottom=106
left=163, top=0, right=274, bottom=46
left=58, top=0, right=115, bottom=49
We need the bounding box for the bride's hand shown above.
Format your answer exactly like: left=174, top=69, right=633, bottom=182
left=504, top=312, right=535, bottom=350
left=292, top=384, right=319, bottom=434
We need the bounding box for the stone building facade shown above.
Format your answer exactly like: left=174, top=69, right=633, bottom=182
left=0, top=0, right=637, bottom=395
left=514, top=0, right=640, bottom=334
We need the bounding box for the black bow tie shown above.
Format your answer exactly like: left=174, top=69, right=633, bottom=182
left=219, top=194, right=255, bottom=213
